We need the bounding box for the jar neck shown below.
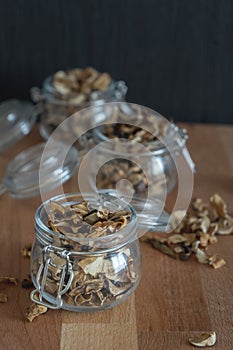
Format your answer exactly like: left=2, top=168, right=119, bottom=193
left=93, top=123, right=187, bottom=157
left=35, top=192, right=138, bottom=254
left=42, top=77, right=127, bottom=106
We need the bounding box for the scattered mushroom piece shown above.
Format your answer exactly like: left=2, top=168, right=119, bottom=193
left=26, top=303, right=48, bottom=322
left=0, top=277, right=18, bottom=285
left=188, top=331, right=217, bottom=347
left=208, top=255, right=226, bottom=269
left=21, top=245, right=32, bottom=258
left=0, top=290, right=7, bottom=303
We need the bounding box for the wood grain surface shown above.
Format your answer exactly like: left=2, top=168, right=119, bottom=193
left=0, top=123, right=232, bottom=350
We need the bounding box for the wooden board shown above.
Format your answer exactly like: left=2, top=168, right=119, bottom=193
left=0, top=123, right=232, bottom=349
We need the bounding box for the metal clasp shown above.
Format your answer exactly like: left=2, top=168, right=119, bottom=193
left=31, top=245, right=74, bottom=309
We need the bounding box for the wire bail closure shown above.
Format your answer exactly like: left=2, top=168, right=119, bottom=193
left=31, top=245, right=74, bottom=309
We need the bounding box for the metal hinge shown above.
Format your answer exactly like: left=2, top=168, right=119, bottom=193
left=31, top=245, right=74, bottom=309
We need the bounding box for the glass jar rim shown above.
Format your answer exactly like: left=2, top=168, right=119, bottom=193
left=93, top=122, right=186, bottom=157
left=42, top=77, right=122, bottom=107
left=35, top=191, right=138, bottom=252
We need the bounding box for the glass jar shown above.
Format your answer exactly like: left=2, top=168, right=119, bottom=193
left=31, top=75, right=128, bottom=142
left=30, top=191, right=141, bottom=311
left=89, top=103, right=193, bottom=199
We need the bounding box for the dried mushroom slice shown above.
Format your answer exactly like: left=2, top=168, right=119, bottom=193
left=107, top=280, right=131, bottom=297
left=168, top=234, right=187, bottom=244
left=70, top=269, right=86, bottom=290
left=192, top=198, right=209, bottom=216
left=71, top=202, right=89, bottom=216
left=26, top=302, right=48, bottom=322
left=217, top=217, right=233, bottom=235
left=21, top=244, right=32, bottom=258
left=210, top=194, right=227, bottom=218
left=91, top=72, right=111, bottom=91
left=0, top=290, right=7, bottom=303
left=49, top=201, right=66, bottom=217
left=208, top=255, right=226, bottom=269
left=171, top=210, right=187, bottom=231
left=146, top=238, right=177, bottom=259
left=195, top=248, right=208, bottom=264
left=78, top=256, right=105, bottom=278
left=0, top=277, right=18, bottom=285
left=74, top=293, right=93, bottom=305
left=188, top=331, right=216, bottom=347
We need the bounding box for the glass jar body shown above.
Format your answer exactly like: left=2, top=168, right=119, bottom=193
left=30, top=192, right=141, bottom=312
left=31, top=238, right=141, bottom=312
left=89, top=145, right=177, bottom=198
left=88, top=105, right=188, bottom=198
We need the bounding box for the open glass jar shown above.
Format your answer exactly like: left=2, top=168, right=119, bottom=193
left=31, top=68, right=128, bottom=143
left=88, top=103, right=194, bottom=199
left=30, top=191, right=141, bottom=311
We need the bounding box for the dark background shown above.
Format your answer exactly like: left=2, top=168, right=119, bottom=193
left=0, top=0, right=233, bottom=124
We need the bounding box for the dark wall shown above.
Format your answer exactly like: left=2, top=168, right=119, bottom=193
left=0, top=0, right=233, bottom=124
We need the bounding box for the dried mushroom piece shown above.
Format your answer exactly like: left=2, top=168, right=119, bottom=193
left=0, top=277, right=18, bottom=285
left=188, top=331, right=216, bottom=347
left=144, top=194, right=232, bottom=269
left=26, top=302, right=48, bottom=322
left=195, top=248, right=208, bottom=264
left=0, top=290, right=7, bottom=303
left=217, top=217, right=233, bottom=235
left=21, top=244, right=32, bottom=258
left=210, top=194, right=227, bottom=218
left=0, top=276, right=19, bottom=304
left=147, top=238, right=177, bottom=259
left=208, top=255, right=226, bottom=269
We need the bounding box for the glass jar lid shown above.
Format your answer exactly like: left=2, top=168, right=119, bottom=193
left=1, top=142, right=79, bottom=198
left=0, top=99, right=37, bottom=151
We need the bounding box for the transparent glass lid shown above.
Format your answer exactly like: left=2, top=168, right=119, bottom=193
left=0, top=99, right=37, bottom=151
left=1, top=142, right=79, bottom=198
